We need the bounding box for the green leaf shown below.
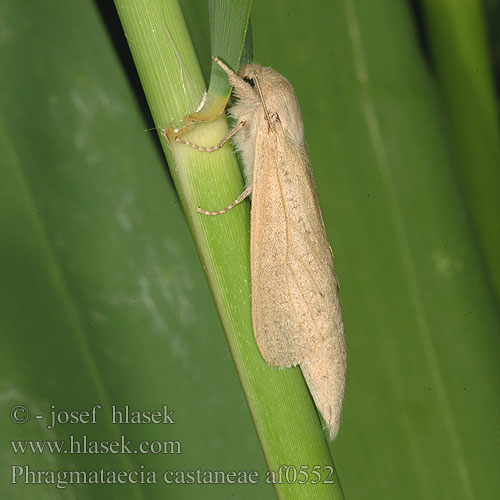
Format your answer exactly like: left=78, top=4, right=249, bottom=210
left=248, top=0, right=500, bottom=498
left=186, top=0, right=253, bottom=123
left=2, top=0, right=500, bottom=499
left=419, top=0, right=500, bottom=304
left=0, top=1, right=269, bottom=498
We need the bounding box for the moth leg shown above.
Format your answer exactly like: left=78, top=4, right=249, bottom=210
left=197, top=186, right=252, bottom=216
left=170, top=120, right=246, bottom=152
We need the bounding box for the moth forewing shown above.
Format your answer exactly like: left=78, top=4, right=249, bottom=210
left=251, top=125, right=337, bottom=365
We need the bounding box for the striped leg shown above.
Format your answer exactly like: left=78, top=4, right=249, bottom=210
left=197, top=186, right=252, bottom=216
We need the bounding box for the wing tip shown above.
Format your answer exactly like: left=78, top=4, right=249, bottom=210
left=300, top=335, right=347, bottom=440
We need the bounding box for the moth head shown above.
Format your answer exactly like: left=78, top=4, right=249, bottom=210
left=237, top=63, right=305, bottom=145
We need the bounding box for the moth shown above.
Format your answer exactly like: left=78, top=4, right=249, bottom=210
left=171, top=57, right=347, bottom=439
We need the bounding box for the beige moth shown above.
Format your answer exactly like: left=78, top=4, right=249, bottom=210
left=169, top=57, right=347, bottom=440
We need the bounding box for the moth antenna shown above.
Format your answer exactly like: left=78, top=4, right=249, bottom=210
left=253, top=76, right=274, bottom=132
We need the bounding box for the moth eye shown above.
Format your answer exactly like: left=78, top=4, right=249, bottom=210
left=243, top=76, right=256, bottom=87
